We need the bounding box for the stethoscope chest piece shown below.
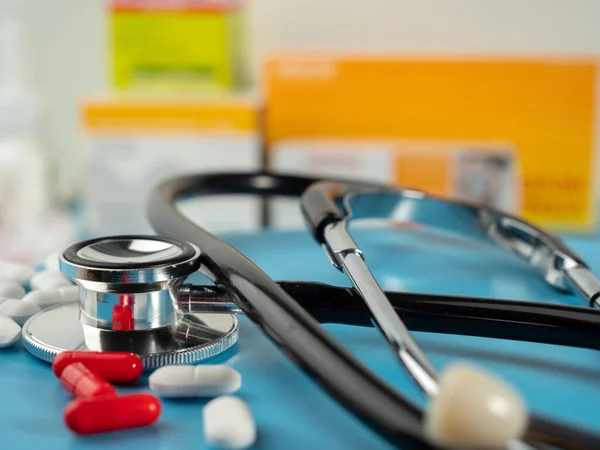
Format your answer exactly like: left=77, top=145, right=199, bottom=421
left=22, top=235, right=239, bottom=368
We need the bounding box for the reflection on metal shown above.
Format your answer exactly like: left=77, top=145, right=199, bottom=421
left=22, top=302, right=239, bottom=369
left=323, top=221, right=438, bottom=397
left=341, top=189, right=599, bottom=303
left=22, top=235, right=240, bottom=368
left=60, top=235, right=201, bottom=332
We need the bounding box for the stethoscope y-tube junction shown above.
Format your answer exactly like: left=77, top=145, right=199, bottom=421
left=148, top=172, right=600, bottom=450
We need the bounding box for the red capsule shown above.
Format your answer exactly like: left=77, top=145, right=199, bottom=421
left=60, top=362, right=116, bottom=399
left=53, top=351, right=143, bottom=383
left=64, top=393, right=161, bottom=434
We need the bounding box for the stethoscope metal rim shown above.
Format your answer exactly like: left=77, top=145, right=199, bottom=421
left=59, top=235, right=202, bottom=289
left=21, top=301, right=240, bottom=369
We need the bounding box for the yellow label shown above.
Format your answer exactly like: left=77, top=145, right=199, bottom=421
left=83, top=98, right=257, bottom=134
left=110, top=8, right=241, bottom=92
left=265, top=55, right=597, bottom=231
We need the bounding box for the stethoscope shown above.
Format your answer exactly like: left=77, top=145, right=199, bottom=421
left=19, top=172, right=600, bottom=450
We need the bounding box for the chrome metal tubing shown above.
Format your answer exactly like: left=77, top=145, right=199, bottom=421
left=303, top=181, right=600, bottom=307
left=322, top=211, right=537, bottom=450
left=177, top=284, right=242, bottom=314
left=323, top=221, right=439, bottom=397
left=564, top=265, right=600, bottom=307
left=78, top=285, right=180, bottom=331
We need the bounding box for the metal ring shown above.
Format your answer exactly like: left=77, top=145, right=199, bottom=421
left=21, top=302, right=239, bottom=369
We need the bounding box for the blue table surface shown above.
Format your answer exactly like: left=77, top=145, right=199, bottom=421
left=3, top=225, right=600, bottom=450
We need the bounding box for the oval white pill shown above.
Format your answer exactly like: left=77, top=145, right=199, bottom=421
left=30, top=270, right=71, bottom=290
left=203, top=396, right=256, bottom=450
left=0, top=281, right=25, bottom=299
left=149, top=365, right=241, bottom=398
left=44, top=252, right=61, bottom=272
left=0, top=299, right=41, bottom=325
left=0, top=314, right=21, bottom=348
left=0, top=261, right=36, bottom=285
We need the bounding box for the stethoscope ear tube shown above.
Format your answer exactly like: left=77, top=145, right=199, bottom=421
left=300, top=179, right=392, bottom=243
left=300, top=181, right=346, bottom=243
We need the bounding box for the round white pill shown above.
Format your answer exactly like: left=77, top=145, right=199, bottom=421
left=30, top=270, right=71, bottom=290
left=0, top=261, right=36, bottom=285
left=44, top=252, right=61, bottom=272
left=150, top=365, right=242, bottom=398
left=0, top=281, right=25, bottom=299
left=0, top=314, right=21, bottom=348
left=203, top=396, right=256, bottom=450
left=0, top=299, right=40, bottom=325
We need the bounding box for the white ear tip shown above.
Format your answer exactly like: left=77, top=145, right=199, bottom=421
left=425, top=363, right=529, bottom=449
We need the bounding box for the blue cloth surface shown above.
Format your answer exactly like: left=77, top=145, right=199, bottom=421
left=2, top=226, right=600, bottom=450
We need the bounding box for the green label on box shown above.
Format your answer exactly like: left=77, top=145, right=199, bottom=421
left=110, top=10, right=241, bottom=92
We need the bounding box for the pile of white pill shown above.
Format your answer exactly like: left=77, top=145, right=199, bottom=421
left=150, top=365, right=256, bottom=449
left=0, top=252, right=77, bottom=347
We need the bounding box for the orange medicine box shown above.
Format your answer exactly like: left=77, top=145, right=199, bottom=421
left=264, top=54, right=597, bottom=231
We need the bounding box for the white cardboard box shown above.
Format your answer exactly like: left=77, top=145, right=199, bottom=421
left=82, top=98, right=261, bottom=236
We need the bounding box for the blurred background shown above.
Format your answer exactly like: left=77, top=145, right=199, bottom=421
left=1, top=0, right=599, bottom=263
